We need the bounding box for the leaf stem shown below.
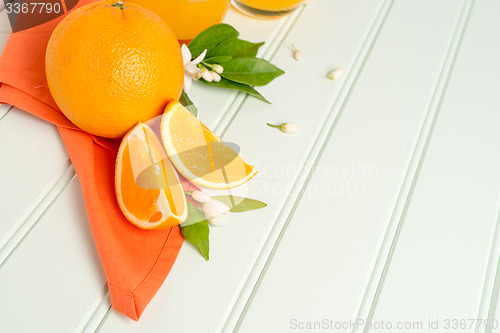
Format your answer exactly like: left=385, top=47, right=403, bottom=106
left=201, top=61, right=215, bottom=70
left=267, top=123, right=281, bottom=129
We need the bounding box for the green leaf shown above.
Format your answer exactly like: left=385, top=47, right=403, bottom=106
left=179, top=90, right=198, bottom=117
left=211, top=195, right=267, bottom=213
left=188, top=24, right=239, bottom=59
left=208, top=39, right=265, bottom=59
left=180, top=203, right=210, bottom=260
left=199, top=77, right=270, bottom=103
left=203, top=56, right=233, bottom=64
left=220, top=58, right=285, bottom=87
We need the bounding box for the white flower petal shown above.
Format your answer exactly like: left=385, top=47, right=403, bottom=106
left=207, top=216, right=219, bottom=226
left=181, top=44, right=191, bottom=65
left=201, top=68, right=213, bottom=82
left=191, top=49, right=207, bottom=65
left=185, top=63, right=198, bottom=74
left=201, top=202, right=219, bottom=219
left=192, top=191, right=212, bottom=203
left=184, top=75, right=192, bottom=93
left=327, top=68, right=345, bottom=80
left=211, top=199, right=230, bottom=214
left=281, top=123, right=300, bottom=134
left=214, top=64, right=224, bottom=74
left=293, top=50, right=303, bottom=61
left=210, top=71, right=221, bottom=82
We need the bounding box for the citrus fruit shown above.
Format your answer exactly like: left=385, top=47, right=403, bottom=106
left=115, top=122, right=187, bottom=229
left=160, top=101, right=257, bottom=189
left=45, top=1, right=184, bottom=139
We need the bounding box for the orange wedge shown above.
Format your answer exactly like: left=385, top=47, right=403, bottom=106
left=160, top=101, right=257, bottom=189
left=115, top=122, right=187, bottom=229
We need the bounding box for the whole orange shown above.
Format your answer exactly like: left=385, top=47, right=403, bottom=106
left=45, top=1, right=184, bottom=138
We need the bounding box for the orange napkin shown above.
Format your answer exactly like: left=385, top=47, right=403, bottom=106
left=0, top=1, right=195, bottom=320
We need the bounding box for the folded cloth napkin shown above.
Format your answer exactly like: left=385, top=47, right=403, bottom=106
left=0, top=0, right=194, bottom=320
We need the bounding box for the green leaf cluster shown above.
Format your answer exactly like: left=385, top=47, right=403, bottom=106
left=188, top=24, right=284, bottom=103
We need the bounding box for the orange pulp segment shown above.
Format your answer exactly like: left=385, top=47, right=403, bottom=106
left=115, top=122, right=187, bottom=229
left=160, top=101, right=257, bottom=189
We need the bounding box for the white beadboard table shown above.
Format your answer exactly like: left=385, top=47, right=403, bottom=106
left=1, top=0, right=500, bottom=332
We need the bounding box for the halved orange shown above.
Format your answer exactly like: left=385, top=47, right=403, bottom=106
left=115, top=122, right=187, bottom=229
left=160, top=101, right=257, bottom=189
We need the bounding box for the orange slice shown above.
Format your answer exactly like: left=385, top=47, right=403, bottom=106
left=115, top=122, right=187, bottom=229
left=160, top=101, right=257, bottom=189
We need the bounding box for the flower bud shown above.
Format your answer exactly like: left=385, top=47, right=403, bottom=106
left=213, top=64, right=224, bottom=74
left=267, top=122, right=300, bottom=134
left=210, top=71, right=221, bottom=82
left=201, top=202, right=219, bottom=219
left=211, top=199, right=230, bottom=215
left=281, top=123, right=300, bottom=134
left=293, top=50, right=303, bottom=61
left=327, top=68, right=345, bottom=80
left=291, top=44, right=302, bottom=61
left=200, top=67, right=213, bottom=82
left=191, top=191, right=212, bottom=203
left=207, top=216, right=219, bottom=226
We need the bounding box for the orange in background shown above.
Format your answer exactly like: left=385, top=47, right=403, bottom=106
left=132, top=0, right=231, bottom=40
left=238, top=0, right=303, bottom=11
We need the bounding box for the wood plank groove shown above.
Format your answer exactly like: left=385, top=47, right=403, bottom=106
left=0, top=104, right=12, bottom=120
left=483, top=207, right=500, bottom=333
left=357, top=0, right=475, bottom=330
left=0, top=8, right=10, bottom=52
left=255, top=3, right=305, bottom=61
left=0, top=164, right=75, bottom=267
left=226, top=0, right=395, bottom=330
left=0, top=109, right=71, bottom=257
left=235, top=0, right=466, bottom=332
left=0, top=177, right=106, bottom=333
left=367, top=0, right=500, bottom=330
left=215, top=6, right=306, bottom=136
left=80, top=291, right=111, bottom=333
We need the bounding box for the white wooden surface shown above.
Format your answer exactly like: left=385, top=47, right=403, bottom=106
left=1, top=1, right=500, bottom=332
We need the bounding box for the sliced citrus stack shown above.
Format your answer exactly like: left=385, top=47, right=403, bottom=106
left=161, top=101, right=257, bottom=189
left=115, top=122, right=187, bottom=229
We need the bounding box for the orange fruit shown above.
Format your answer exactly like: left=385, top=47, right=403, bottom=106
left=160, top=101, right=258, bottom=189
left=115, top=122, right=187, bottom=229
left=45, top=1, right=184, bottom=139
